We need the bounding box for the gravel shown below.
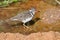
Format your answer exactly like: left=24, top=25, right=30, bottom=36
left=41, top=7, right=60, bottom=24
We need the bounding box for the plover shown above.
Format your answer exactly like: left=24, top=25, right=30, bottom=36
left=7, top=8, right=36, bottom=27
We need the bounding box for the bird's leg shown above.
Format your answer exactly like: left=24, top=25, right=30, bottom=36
left=23, top=23, right=36, bottom=31
left=23, top=23, right=30, bottom=29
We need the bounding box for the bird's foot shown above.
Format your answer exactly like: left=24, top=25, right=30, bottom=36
left=23, top=23, right=30, bottom=29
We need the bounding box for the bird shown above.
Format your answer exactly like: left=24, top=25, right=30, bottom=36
left=7, top=7, right=36, bottom=27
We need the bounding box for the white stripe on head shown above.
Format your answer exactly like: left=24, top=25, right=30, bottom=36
left=29, top=8, right=36, bottom=15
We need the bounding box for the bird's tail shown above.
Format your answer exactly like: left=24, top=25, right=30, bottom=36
left=0, top=20, right=5, bottom=25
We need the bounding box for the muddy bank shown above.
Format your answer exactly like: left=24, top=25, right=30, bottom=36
left=0, top=31, right=60, bottom=40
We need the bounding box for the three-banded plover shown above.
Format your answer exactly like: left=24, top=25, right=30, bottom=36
left=7, top=8, right=36, bottom=27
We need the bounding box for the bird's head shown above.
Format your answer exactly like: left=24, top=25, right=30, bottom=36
left=29, top=7, right=36, bottom=15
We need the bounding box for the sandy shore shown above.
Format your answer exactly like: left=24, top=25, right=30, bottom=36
left=0, top=31, right=60, bottom=40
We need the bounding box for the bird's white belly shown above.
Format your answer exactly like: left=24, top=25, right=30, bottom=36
left=22, top=17, right=32, bottom=23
